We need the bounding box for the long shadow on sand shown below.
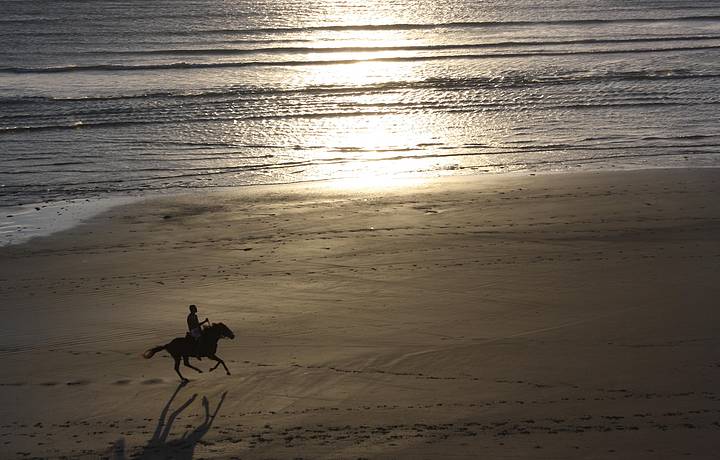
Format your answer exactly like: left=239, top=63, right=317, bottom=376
left=111, top=382, right=227, bottom=459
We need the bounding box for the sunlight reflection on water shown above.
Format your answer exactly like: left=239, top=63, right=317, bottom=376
left=3, top=0, right=719, bottom=204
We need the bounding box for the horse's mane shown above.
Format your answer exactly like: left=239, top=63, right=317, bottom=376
left=204, top=322, right=228, bottom=333
left=203, top=322, right=233, bottom=339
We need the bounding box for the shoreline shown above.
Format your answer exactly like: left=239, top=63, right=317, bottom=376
left=2, top=164, right=718, bottom=248
left=0, top=196, right=140, bottom=248
left=1, top=167, right=719, bottom=458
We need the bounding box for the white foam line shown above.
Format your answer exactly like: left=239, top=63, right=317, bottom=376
left=0, top=196, right=140, bottom=247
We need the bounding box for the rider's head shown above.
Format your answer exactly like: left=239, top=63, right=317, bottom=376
left=189, top=304, right=197, bottom=313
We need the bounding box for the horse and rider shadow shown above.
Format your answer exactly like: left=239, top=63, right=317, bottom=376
left=110, top=382, right=227, bottom=459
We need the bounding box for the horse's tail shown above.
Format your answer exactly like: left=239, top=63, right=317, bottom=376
left=143, top=345, right=165, bottom=359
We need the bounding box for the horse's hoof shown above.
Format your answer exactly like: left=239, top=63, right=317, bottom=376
left=197, top=370, right=203, bottom=373
left=226, top=372, right=231, bottom=376
left=209, top=368, right=215, bottom=372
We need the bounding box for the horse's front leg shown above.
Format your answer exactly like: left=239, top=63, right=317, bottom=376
left=183, top=356, right=203, bottom=374
left=174, top=356, right=188, bottom=382
left=209, top=354, right=231, bottom=375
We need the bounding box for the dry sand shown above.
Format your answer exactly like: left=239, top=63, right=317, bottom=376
left=1, top=168, right=719, bottom=459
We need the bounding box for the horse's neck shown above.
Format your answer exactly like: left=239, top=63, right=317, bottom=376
left=204, top=327, right=220, bottom=342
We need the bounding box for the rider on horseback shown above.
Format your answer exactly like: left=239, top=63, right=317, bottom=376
left=187, top=304, right=209, bottom=358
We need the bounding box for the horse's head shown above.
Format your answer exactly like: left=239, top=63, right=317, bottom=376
left=213, top=322, right=235, bottom=340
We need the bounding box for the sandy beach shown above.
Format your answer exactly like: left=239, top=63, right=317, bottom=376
left=1, top=168, right=719, bottom=459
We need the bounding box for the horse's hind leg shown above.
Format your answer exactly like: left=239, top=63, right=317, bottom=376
left=174, top=356, right=188, bottom=382
left=183, top=356, right=203, bottom=374
left=209, top=354, right=230, bottom=376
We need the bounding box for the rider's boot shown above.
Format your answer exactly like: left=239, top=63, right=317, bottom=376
left=195, top=340, right=202, bottom=360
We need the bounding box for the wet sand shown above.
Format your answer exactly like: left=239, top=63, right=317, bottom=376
left=1, top=168, right=719, bottom=459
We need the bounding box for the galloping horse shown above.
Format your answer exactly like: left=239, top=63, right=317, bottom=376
left=143, top=322, right=235, bottom=382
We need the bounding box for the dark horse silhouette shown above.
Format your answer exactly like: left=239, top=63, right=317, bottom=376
left=143, top=322, right=235, bottom=382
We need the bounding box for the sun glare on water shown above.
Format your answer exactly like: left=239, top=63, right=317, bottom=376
left=287, top=29, right=456, bottom=190
left=304, top=108, right=444, bottom=190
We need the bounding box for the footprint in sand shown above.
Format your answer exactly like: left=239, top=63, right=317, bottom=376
left=113, top=379, right=132, bottom=385
left=66, top=380, right=91, bottom=386
left=141, top=378, right=164, bottom=385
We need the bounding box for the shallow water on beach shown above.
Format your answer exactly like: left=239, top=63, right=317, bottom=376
left=1, top=0, right=720, bottom=206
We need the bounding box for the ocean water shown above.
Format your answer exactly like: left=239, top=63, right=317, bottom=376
left=1, top=0, right=720, bottom=207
